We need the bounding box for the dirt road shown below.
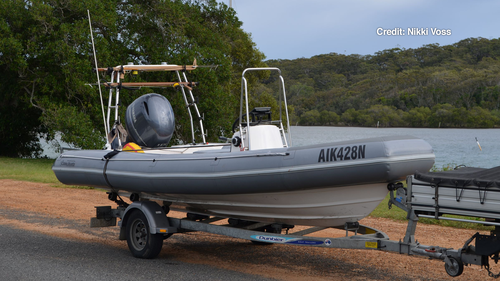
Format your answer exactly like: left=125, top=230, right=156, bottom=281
left=0, top=179, right=494, bottom=280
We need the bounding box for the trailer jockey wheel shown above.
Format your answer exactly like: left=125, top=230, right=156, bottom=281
left=126, top=210, right=163, bottom=259
left=445, top=256, right=464, bottom=277
left=107, top=192, right=118, bottom=201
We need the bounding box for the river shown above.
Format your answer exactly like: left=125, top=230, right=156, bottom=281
left=42, top=126, right=500, bottom=169
left=290, top=126, right=500, bottom=169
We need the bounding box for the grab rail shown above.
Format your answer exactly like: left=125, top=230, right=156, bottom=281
left=240, top=68, right=292, bottom=150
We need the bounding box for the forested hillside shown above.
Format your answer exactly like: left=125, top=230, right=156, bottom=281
left=258, top=37, right=500, bottom=128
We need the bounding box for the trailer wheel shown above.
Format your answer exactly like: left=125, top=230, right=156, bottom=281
left=444, top=256, right=464, bottom=277
left=126, top=210, right=163, bottom=259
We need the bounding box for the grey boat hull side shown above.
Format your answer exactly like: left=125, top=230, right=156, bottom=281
left=53, top=135, right=434, bottom=226
left=118, top=183, right=389, bottom=227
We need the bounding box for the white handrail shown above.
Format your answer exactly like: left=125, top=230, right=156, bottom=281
left=239, top=67, right=292, bottom=150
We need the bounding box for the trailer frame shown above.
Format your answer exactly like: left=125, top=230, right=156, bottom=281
left=90, top=178, right=500, bottom=278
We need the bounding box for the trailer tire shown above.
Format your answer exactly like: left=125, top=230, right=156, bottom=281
left=126, top=209, right=163, bottom=259
left=444, top=256, right=464, bottom=277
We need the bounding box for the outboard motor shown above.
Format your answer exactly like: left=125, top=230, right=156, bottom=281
left=125, top=93, right=175, bottom=147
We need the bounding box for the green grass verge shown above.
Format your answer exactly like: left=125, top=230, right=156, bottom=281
left=0, top=157, right=93, bottom=189
left=371, top=193, right=493, bottom=231
left=0, top=157, right=59, bottom=183
left=0, top=157, right=494, bottom=230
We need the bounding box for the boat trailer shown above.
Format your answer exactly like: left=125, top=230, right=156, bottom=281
left=91, top=176, right=500, bottom=278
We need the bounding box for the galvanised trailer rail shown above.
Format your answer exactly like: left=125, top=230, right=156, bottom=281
left=91, top=179, right=500, bottom=278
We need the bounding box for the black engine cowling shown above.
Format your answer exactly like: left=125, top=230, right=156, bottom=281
left=125, top=93, right=175, bottom=147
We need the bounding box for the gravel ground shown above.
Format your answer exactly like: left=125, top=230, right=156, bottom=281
left=0, top=179, right=496, bottom=280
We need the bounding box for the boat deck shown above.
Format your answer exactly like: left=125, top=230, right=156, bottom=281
left=136, top=143, right=230, bottom=155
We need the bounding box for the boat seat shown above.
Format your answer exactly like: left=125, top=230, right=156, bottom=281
left=248, top=125, right=284, bottom=150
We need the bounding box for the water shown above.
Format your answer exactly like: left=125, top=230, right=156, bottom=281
left=40, top=133, right=74, bottom=159
left=41, top=126, right=500, bottom=169
left=290, top=126, right=500, bottom=169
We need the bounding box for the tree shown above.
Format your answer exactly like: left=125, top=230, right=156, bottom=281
left=0, top=0, right=265, bottom=157
left=299, top=110, right=320, bottom=126
left=429, top=103, right=455, bottom=127
left=319, top=110, right=339, bottom=125
left=451, top=107, right=469, bottom=127
left=404, top=107, right=431, bottom=127
left=341, top=108, right=359, bottom=126
left=258, top=37, right=500, bottom=129
left=467, top=107, right=498, bottom=128
left=361, top=105, right=404, bottom=127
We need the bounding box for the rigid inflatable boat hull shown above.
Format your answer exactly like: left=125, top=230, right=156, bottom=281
left=129, top=183, right=389, bottom=227
left=53, top=135, right=434, bottom=226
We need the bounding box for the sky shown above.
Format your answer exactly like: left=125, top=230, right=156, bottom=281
left=218, top=0, right=500, bottom=60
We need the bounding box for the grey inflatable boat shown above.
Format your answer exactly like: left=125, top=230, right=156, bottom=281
left=53, top=66, right=435, bottom=227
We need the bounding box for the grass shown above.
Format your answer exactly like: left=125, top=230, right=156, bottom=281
left=430, top=163, right=461, bottom=172
left=371, top=192, right=493, bottom=231
left=370, top=165, right=493, bottom=231
left=0, top=157, right=59, bottom=183
left=0, top=157, right=494, bottom=231
left=0, top=157, right=93, bottom=189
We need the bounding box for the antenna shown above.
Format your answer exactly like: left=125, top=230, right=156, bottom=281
left=87, top=10, right=108, bottom=136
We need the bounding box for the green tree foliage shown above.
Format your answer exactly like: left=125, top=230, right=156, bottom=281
left=404, top=107, right=431, bottom=127
left=299, top=109, right=320, bottom=126
left=319, top=110, right=339, bottom=125
left=429, top=103, right=455, bottom=127
left=0, top=0, right=265, bottom=157
left=254, top=37, right=500, bottom=128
